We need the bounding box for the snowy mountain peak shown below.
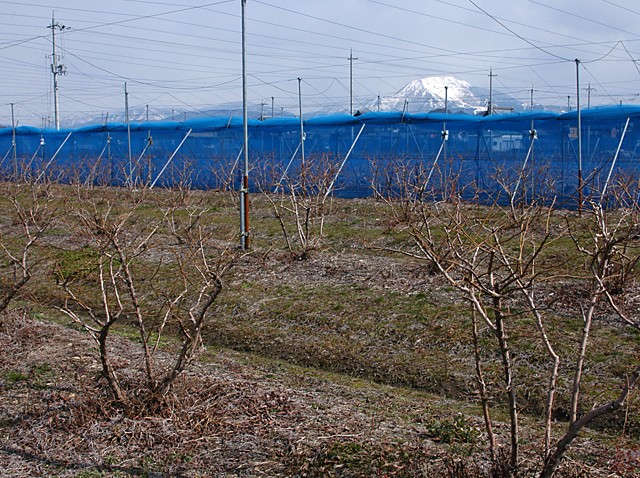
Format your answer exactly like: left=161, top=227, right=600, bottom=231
left=403, top=76, right=471, bottom=101
left=376, top=75, right=486, bottom=114
left=360, top=75, right=522, bottom=115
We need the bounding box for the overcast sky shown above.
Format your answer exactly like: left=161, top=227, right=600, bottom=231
left=2, top=0, right=640, bottom=126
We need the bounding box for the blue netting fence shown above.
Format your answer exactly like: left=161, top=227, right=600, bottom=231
left=1, top=105, right=640, bottom=207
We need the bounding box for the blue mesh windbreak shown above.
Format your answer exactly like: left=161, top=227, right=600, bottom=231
left=1, top=105, right=640, bottom=207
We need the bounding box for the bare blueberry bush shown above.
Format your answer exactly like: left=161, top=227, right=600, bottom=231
left=262, top=153, right=338, bottom=260
left=0, top=180, right=56, bottom=315
left=373, top=169, right=640, bottom=478
left=56, top=185, right=236, bottom=407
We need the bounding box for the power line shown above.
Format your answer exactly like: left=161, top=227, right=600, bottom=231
left=529, top=0, right=640, bottom=39
left=600, top=0, right=640, bottom=17
left=3, top=0, right=640, bottom=123
left=581, top=41, right=622, bottom=64
left=467, top=0, right=571, bottom=62
left=620, top=41, right=640, bottom=79
left=252, top=0, right=459, bottom=56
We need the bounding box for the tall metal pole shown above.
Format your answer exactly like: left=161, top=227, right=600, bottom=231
left=530, top=86, right=536, bottom=200
left=105, top=112, right=111, bottom=179
left=349, top=48, right=358, bottom=115
left=298, top=77, right=305, bottom=167
left=240, top=0, right=250, bottom=250
left=271, top=96, right=274, bottom=119
left=585, top=82, right=595, bottom=109
left=49, top=13, right=67, bottom=131
left=11, top=103, right=17, bottom=176
left=530, top=86, right=534, bottom=112
left=125, top=82, right=132, bottom=188
left=146, top=104, right=151, bottom=148
left=444, top=85, right=448, bottom=114
left=576, top=59, right=583, bottom=214
left=51, top=13, right=59, bottom=130
left=443, top=85, right=448, bottom=200
left=585, top=83, right=594, bottom=155
left=488, top=68, right=496, bottom=116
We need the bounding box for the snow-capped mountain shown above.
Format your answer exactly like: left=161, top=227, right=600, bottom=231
left=50, top=75, right=526, bottom=128
left=378, top=76, right=482, bottom=113
left=367, top=75, right=523, bottom=115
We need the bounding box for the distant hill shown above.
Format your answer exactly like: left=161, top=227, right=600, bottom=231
left=362, top=75, right=523, bottom=115
left=57, top=75, right=532, bottom=127
left=62, top=102, right=279, bottom=128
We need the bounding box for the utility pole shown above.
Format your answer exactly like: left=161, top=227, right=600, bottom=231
left=401, top=99, right=408, bottom=123
left=530, top=86, right=535, bottom=111
left=443, top=85, right=448, bottom=200
left=260, top=102, right=265, bottom=121
left=584, top=83, right=594, bottom=156
left=530, top=86, right=537, bottom=200
left=567, top=96, right=571, bottom=111
left=444, top=85, right=449, bottom=114
left=576, top=59, right=583, bottom=215
left=298, top=77, right=305, bottom=167
left=11, top=103, right=17, bottom=177
left=48, top=13, right=68, bottom=130
left=271, top=96, right=274, bottom=118
left=105, top=112, right=111, bottom=164
left=377, top=93, right=381, bottom=112
left=125, top=82, right=132, bottom=188
left=240, top=0, right=250, bottom=250
left=488, top=68, right=497, bottom=116
left=584, top=82, right=595, bottom=109
left=349, top=48, right=358, bottom=115
left=145, top=105, right=151, bottom=151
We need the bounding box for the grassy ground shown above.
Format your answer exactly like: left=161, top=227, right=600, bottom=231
left=1, top=182, right=639, bottom=476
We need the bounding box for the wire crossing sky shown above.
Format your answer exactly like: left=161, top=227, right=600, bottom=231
left=1, top=0, right=640, bottom=126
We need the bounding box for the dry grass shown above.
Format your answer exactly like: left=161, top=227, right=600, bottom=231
left=1, top=183, right=639, bottom=476
left=2, top=311, right=630, bottom=477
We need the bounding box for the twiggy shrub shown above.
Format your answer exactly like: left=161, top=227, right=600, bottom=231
left=57, top=187, right=235, bottom=408
left=263, top=153, right=338, bottom=260
left=374, top=167, right=640, bottom=478
left=0, top=181, right=56, bottom=315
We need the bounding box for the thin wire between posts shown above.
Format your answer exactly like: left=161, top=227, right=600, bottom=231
left=601, top=117, right=630, bottom=203
left=510, top=130, right=537, bottom=208
left=0, top=145, right=13, bottom=170
left=128, top=136, right=153, bottom=185
left=422, top=132, right=448, bottom=193
left=83, top=135, right=111, bottom=187
left=230, top=145, right=244, bottom=181
left=36, top=131, right=73, bottom=183
left=25, top=142, right=44, bottom=172
left=324, top=123, right=366, bottom=200
left=149, top=129, right=192, bottom=189
left=274, top=142, right=301, bottom=193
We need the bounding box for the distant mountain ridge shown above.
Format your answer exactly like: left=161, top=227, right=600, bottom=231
left=55, top=75, right=530, bottom=127
left=377, top=76, right=485, bottom=113
left=363, top=75, right=523, bottom=115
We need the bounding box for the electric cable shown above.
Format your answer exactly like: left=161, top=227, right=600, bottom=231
left=529, top=0, right=640, bottom=39
left=467, top=0, right=572, bottom=62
